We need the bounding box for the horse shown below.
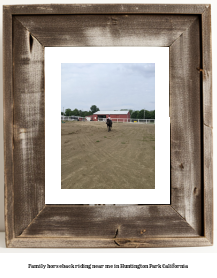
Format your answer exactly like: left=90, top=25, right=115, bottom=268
left=106, top=118, right=112, bottom=132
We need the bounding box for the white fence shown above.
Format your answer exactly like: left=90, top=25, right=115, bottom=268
left=98, top=118, right=155, bottom=124
left=61, top=116, right=85, bottom=121
left=61, top=116, right=155, bottom=124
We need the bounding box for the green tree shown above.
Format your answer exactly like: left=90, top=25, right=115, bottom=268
left=150, top=110, right=155, bottom=119
left=90, top=105, right=100, bottom=114
left=131, top=111, right=138, bottom=119
left=71, top=109, right=79, bottom=116
left=129, top=109, right=133, bottom=117
left=83, top=111, right=92, bottom=117
left=138, top=109, right=145, bottom=119
left=77, top=110, right=82, bottom=116
left=130, top=109, right=155, bottom=119
left=80, top=111, right=90, bottom=117
left=65, top=108, right=72, bottom=116
left=144, top=110, right=155, bottom=119
left=144, top=110, right=151, bottom=119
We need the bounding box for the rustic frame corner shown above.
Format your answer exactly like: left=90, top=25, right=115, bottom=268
left=4, top=4, right=213, bottom=248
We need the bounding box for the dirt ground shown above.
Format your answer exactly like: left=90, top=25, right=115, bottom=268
left=61, top=121, right=155, bottom=189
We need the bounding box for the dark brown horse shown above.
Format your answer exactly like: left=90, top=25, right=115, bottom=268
left=106, top=118, right=112, bottom=132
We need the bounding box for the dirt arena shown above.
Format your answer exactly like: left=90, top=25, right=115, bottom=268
left=61, top=121, right=155, bottom=189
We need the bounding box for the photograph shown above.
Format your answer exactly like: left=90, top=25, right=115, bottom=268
left=2, top=1, right=214, bottom=255
left=61, top=63, right=155, bottom=189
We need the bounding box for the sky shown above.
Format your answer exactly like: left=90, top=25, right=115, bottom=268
left=61, top=63, right=155, bottom=112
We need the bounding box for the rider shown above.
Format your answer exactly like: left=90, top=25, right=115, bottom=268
left=107, top=115, right=112, bottom=127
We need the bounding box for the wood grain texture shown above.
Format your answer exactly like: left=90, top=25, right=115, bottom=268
left=201, top=6, right=213, bottom=245
left=8, top=237, right=211, bottom=248
left=12, top=17, right=45, bottom=237
left=8, top=236, right=212, bottom=248
left=195, top=6, right=213, bottom=245
left=3, top=4, right=213, bottom=248
left=170, top=17, right=202, bottom=234
left=16, top=15, right=197, bottom=47
left=20, top=205, right=199, bottom=237
left=4, top=4, right=207, bottom=15
left=204, top=126, right=213, bottom=243
left=3, top=7, right=14, bottom=247
left=202, top=6, right=212, bottom=129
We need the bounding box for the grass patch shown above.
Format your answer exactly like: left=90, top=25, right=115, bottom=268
left=104, top=136, right=107, bottom=138
left=121, top=142, right=126, bottom=144
left=96, top=140, right=100, bottom=142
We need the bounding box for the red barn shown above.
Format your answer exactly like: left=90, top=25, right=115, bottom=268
left=93, top=111, right=130, bottom=122
left=85, top=115, right=94, bottom=121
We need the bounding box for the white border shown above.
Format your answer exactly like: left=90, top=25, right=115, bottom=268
left=45, top=47, right=170, bottom=204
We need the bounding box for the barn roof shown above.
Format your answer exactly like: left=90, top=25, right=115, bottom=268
left=93, top=111, right=129, bottom=115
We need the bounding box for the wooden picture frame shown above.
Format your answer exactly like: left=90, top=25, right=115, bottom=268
left=3, top=4, right=213, bottom=248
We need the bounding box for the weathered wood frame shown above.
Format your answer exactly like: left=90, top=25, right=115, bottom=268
left=3, top=4, right=212, bottom=248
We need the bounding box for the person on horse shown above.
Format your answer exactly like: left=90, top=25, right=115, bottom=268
left=106, top=115, right=112, bottom=131
left=107, top=115, right=112, bottom=126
